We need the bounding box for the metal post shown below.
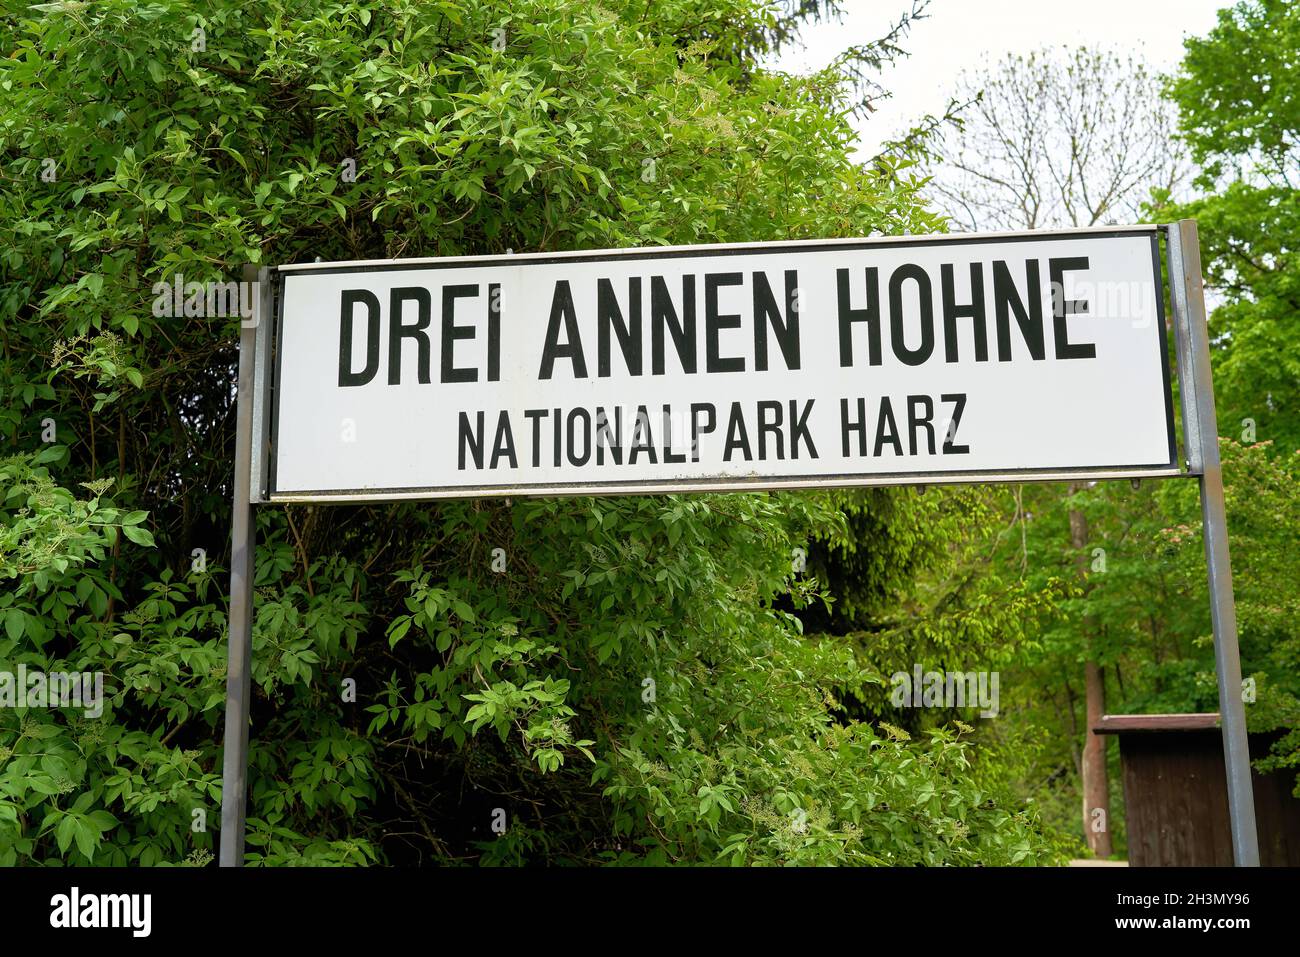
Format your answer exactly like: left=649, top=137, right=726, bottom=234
left=218, top=265, right=263, bottom=867
left=1166, top=220, right=1260, bottom=866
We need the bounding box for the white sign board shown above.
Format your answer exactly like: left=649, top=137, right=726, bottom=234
left=266, top=228, right=1176, bottom=500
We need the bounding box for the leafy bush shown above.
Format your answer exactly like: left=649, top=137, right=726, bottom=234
left=0, top=0, right=1062, bottom=865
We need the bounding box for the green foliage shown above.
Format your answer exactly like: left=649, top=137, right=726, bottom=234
left=805, top=485, right=1072, bottom=723
left=867, top=1, right=1300, bottom=854
left=1162, top=0, right=1300, bottom=451
left=1154, top=441, right=1300, bottom=742
left=1157, top=0, right=1300, bottom=791
left=0, top=450, right=221, bottom=865
left=0, top=0, right=1057, bottom=866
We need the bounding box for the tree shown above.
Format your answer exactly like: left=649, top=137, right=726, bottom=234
left=1162, top=0, right=1300, bottom=452
left=1159, top=0, right=1300, bottom=790
left=0, top=0, right=1062, bottom=866
left=923, top=45, right=1190, bottom=858
left=929, top=47, right=1188, bottom=232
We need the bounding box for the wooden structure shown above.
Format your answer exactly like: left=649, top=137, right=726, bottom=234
left=1094, top=713, right=1300, bottom=866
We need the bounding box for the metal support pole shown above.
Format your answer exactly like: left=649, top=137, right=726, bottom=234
left=1167, top=220, right=1260, bottom=866
left=218, top=265, right=263, bottom=867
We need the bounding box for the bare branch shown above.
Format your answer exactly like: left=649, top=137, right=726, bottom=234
left=922, top=46, right=1191, bottom=231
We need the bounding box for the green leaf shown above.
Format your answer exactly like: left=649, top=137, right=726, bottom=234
left=122, top=524, right=154, bottom=547
left=3, top=609, right=24, bottom=641
left=72, top=817, right=98, bottom=860
left=387, top=616, right=412, bottom=648
left=55, top=815, right=76, bottom=855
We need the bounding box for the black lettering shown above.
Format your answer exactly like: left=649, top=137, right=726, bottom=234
left=629, top=406, right=657, bottom=464
left=757, top=400, right=784, bottom=459
left=441, top=284, right=478, bottom=383
left=651, top=276, right=697, bottom=374
left=487, top=282, right=501, bottom=381
left=598, top=277, right=643, bottom=377
left=662, top=406, right=686, bottom=464
left=690, top=403, right=715, bottom=463
left=941, top=263, right=988, bottom=362
left=338, top=289, right=381, bottom=387
left=874, top=398, right=903, bottom=456
left=837, top=268, right=882, bottom=367
left=524, top=409, right=546, bottom=467
left=388, top=287, right=432, bottom=385
left=789, top=399, right=816, bottom=459
left=941, top=393, right=969, bottom=454
left=567, top=408, right=591, bottom=466
left=723, top=402, right=752, bottom=460
left=907, top=395, right=936, bottom=455
left=596, top=408, right=622, bottom=465
left=491, top=412, right=517, bottom=469
left=993, top=260, right=1045, bottom=361
left=1050, top=256, right=1096, bottom=359
left=753, top=270, right=800, bottom=371
left=841, top=397, right=867, bottom=456
left=888, top=264, right=935, bottom=366
left=539, top=281, right=588, bottom=378
left=459, top=411, right=483, bottom=469
left=706, top=273, right=745, bottom=373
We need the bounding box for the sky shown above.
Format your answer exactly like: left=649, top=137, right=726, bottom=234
left=769, top=0, right=1230, bottom=158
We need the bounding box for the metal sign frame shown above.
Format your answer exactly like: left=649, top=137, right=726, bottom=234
left=258, top=225, right=1180, bottom=502
left=1165, top=220, right=1259, bottom=866
left=218, top=222, right=1260, bottom=867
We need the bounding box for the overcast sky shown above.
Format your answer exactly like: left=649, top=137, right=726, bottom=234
left=769, top=0, right=1229, bottom=158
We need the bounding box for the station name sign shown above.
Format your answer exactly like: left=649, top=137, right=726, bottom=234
left=265, top=228, right=1176, bottom=500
